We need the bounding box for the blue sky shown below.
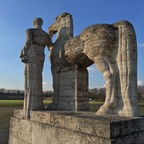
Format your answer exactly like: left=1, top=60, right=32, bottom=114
left=0, top=0, right=144, bottom=90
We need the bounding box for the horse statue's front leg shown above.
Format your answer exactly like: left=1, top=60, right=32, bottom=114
left=47, top=27, right=60, bottom=110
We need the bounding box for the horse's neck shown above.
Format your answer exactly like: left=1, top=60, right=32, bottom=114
left=57, top=23, right=73, bottom=39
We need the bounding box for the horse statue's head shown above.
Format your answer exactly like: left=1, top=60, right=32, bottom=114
left=48, top=12, right=73, bottom=40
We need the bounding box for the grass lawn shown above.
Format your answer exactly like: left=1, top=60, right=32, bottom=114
left=0, top=100, right=144, bottom=129
left=0, top=100, right=24, bottom=107
left=0, top=100, right=23, bottom=129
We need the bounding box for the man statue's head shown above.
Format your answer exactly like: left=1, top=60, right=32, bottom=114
left=33, top=18, right=43, bottom=28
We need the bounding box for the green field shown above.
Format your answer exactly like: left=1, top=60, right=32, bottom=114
left=0, top=100, right=24, bottom=107
left=0, top=100, right=51, bottom=107
left=0, top=100, right=144, bottom=129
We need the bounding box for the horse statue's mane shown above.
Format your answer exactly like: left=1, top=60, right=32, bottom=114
left=55, top=12, right=71, bottom=21
left=48, top=12, right=139, bottom=117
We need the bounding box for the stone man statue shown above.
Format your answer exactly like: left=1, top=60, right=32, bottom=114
left=20, top=18, right=51, bottom=118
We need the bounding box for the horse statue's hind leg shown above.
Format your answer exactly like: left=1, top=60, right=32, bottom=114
left=93, top=54, right=122, bottom=115
left=81, top=24, right=122, bottom=115
left=82, top=22, right=139, bottom=116
left=113, top=21, right=140, bottom=117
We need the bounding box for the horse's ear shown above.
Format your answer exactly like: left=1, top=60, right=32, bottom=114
left=55, top=16, right=58, bottom=20
left=61, top=12, right=71, bottom=18
left=55, top=12, right=72, bottom=21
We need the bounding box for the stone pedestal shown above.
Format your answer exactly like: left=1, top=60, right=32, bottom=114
left=9, top=110, right=144, bottom=144
left=49, top=66, right=89, bottom=111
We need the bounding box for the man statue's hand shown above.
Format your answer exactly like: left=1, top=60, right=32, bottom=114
left=20, top=55, right=28, bottom=63
left=20, top=48, right=29, bottom=63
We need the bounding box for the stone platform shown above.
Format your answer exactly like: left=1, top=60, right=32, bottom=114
left=9, top=110, right=144, bottom=144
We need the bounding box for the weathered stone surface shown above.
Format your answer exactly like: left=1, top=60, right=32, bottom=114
left=20, top=18, right=51, bottom=118
left=19, top=13, right=139, bottom=118
left=48, top=12, right=139, bottom=117
left=9, top=110, right=144, bottom=144
left=12, top=12, right=140, bottom=144
left=9, top=117, right=32, bottom=144
left=31, top=111, right=144, bottom=139
left=48, top=12, right=89, bottom=111
left=13, top=109, right=25, bottom=120
left=9, top=136, right=30, bottom=144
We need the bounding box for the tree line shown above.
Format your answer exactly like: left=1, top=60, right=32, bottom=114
left=0, top=86, right=144, bottom=101
left=88, top=86, right=144, bottom=101
left=43, top=86, right=144, bottom=102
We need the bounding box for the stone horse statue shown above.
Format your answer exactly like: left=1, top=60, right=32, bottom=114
left=48, top=12, right=139, bottom=117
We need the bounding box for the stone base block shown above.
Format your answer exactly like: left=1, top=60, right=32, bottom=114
left=9, top=109, right=144, bottom=144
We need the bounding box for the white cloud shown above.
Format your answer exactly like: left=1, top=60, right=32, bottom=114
left=137, top=43, right=144, bottom=48
left=0, top=84, right=4, bottom=88
left=87, top=66, right=97, bottom=72
left=89, top=84, right=106, bottom=89
left=100, top=84, right=106, bottom=88
left=137, top=80, right=144, bottom=86
left=43, top=82, right=48, bottom=86
left=0, top=84, right=16, bottom=90
left=43, top=81, right=53, bottom=91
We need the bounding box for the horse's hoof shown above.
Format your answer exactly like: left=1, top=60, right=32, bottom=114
left=95, top=106, right=113, bottom=115
left=118, top=109, right=139, bottom=117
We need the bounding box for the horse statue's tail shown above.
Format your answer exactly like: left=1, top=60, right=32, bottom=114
left=113, top=21, right=139, bottom=117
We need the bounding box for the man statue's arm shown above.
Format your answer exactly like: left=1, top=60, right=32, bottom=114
left=47, top=33, right=54, bottom=51
left=20, top=29, right=32, bottom=63
left=24, top=29, right=32, bottom=50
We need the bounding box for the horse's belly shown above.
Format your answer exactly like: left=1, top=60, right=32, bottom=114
left=81, top=24, right=117, bottom=61
left=83, top=38, right=113, bottom=61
